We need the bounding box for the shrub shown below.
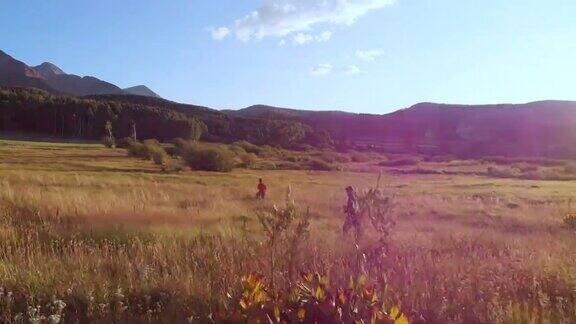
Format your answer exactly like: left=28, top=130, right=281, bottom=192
left=101, top=136, right=115, bottom=148
left=142, top=139, right=161, bottom=147
left=284, top=153, right=309, bottom=163
left=307, top=158, right=335, bottom=171
left=233, top=141, right=262, bottom=154
left=424, top=155, right=458, bottom=163
left=225, top=191, right=406, bottom=323
left=289, top=143, right=315, bottom=152
left=482, top=156, right=567, bottom=167
left=276, top=161, right=305, bottom=170
left=171, top=138, right=189, bottom=151
left=127, top=141, right=145, bottom=157
left=258, top=145, right=281, bottom=158
left=513, top=163, right=539, bottom=173
left=229, top=144, right=247, bottom=156
left=334, top=154, right=352, bottom=163
left=256, top=161, right=277, bottom=170
left=164, top=146, right=179, bottom=156
left=151, top=149, right=168, bottom=166
left=183, top=146, right=234, bottom=172
left=116, top=137, right=135, bottom=149
left=351, top=152, right=372, bottom=163
left=127, top=139, right=168, bottom=166
left=379, top=158, right=420, bottom=167
left=285, top=155, right=299, bottom=163
left=487, top=166, right=518, bottom=178
left=238, top=153, right=257, bottom=168
left=315, top=151, right=338, bottom=164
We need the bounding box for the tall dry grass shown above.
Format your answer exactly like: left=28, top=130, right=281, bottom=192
left=0, top=140, right=575, bottom=322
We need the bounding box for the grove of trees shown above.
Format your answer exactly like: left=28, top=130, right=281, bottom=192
left=0, top=88, right=206, bottom=141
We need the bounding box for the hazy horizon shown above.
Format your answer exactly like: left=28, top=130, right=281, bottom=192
left=2, top=0, right=575, bottom=113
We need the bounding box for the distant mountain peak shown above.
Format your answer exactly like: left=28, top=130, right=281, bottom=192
left=34, top=62, right=65, bottom=78
left=123, top=85, right=161, bottom=98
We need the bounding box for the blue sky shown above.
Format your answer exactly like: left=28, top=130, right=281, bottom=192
left=1, top=0, right=575, bottom=113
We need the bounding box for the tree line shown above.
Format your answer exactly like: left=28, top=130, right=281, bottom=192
left=0, top=87, right=201, bottom=141
left=1, top=88, right=334, bottom=149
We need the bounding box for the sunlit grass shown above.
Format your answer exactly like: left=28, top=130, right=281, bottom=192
left=0, top=139, right=575, bottom=322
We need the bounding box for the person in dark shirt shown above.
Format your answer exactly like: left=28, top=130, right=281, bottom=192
left=343, top=186, right=361, bottom=237
left=256, top=178, right=267, bottom=200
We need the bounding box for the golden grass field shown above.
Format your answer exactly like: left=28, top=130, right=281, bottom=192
left=0, top=139, right=575, bottom=323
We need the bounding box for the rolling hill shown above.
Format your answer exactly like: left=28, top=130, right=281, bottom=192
left=232, top=101, right=576, bottom=158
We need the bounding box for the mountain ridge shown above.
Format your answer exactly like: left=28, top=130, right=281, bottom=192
left=0, top=49, right=160, bottom=98
left=124, top=85, right=161, bottom=98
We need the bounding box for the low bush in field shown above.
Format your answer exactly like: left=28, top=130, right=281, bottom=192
left=258, top=145, right=282, bottom=158
left=482, top=156, right=567, bottom=167
left=126, top=139, right=170, bottom=167
left=379, top=157, right=420, bottom=167
left=151, top=149, right=168, bottom=166
left=512, top=162, right=539, bottom=173
left=487, top=166, right=520, bottom=178
left=311, top=151, right=339, bottom=164
left=171, top=137, right=190, bottom=152
left=307, top=158, right=336, bottom=171
left=233, top=140, right=262, bottom=154
left=424, top=154, right=459, bottom=163
left=228, top=144, right=247, bottom=156
left=486, top=165, right=576, bottom=181
left=116, top=137, right=135, bottom=149
left=183, top=145, right=235, bottom=172
left=256, top=161, right=278, bottom=170
left=101, top=136, right=115, bottom=148
left=275, top=161, right=304, bottom=170
left=238, top=153, right=257, bottom=168
left=313, top=151, right=351, bottom=164
left=127, top=141, right=145, bottom=157
left=350, top=152, right=372, bottom=163
left=289, top=143, right=315, bottom=152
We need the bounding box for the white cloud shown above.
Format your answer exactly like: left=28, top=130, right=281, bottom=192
left=310, top=63, right=333, bottom=76
left=279, top=39, right=287, bottom=46
left=356, top=49, right=385, bottom=61
left=210, top=27, right=230, bottom=41
left=293, top=32, right=314, bottom=45
left=214, top=0, right=396, bottom=42
left=317, top=31, right=332, bottom=42
left=343, top=65, right=363, bottom=75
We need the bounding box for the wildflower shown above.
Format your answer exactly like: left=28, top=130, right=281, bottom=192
left=48, top=314, right=61, bottom=324
left=53, top=299, right=66, bottom=313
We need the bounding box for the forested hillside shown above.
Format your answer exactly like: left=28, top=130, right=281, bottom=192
left=3, top=86, right=576, bottom=159
left=0, top=88, right=333, bottom=148
left=0, top=88, right=205, bottom=141
left=234, top=101, right=576, bottom=158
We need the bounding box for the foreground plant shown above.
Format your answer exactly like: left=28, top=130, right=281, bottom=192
left=225, top=272, right=409, bottom=323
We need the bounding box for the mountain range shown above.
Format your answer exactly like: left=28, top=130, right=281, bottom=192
left=0, top=49, right=159, bottom=97
left=1, top=49, right=576, bottom=159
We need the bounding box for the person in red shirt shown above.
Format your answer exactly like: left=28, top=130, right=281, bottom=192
left=256, top=178, right=267, bottom=200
